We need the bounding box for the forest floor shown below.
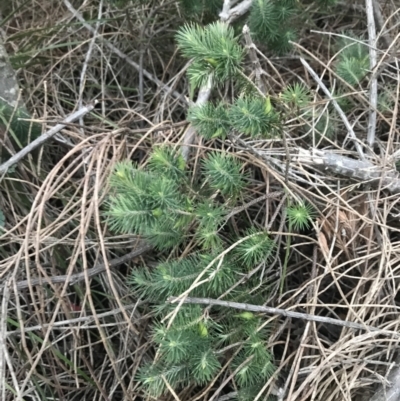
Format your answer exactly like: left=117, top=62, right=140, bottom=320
left=1, top=1, right=400, bottom=401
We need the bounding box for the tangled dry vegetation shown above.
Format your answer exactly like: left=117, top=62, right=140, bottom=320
left=2, top=0, right=400, bottom=400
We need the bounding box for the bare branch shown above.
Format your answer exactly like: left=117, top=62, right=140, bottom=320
left=369, top=355, right=400, bottom=401
left=6, top=302, right=142, bottom=336
left=295, top=148, right=400, bottom=194
left=1, top=243, right=152, bottom=292
left=167, top=296, right=381, bottom=333
left=372, top=0, right=393, bottom=49
left=0, top=41, right=20, bottom=107
left=299, top=57, right=366, bottom=160
left=181, top=75, right=213, bottom=161
left=366, top=0, right=378, bottom=147
left=242, top=24, right=266, bottom=93
left=0, top=103, right=96, bottom=175
left=219, top=0, right=253, bottom=23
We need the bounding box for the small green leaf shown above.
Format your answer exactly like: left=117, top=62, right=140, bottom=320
left=286, top=201, right=315, bottom=231
left=198, top=322, right=208, bottom=337
left=204, top=57, right=218, bottom=67
left=265, top=96, right=272, bottom=114
left=177, top=154, right=186, bottom=171
left=152, top=208, right=163, bottom=217
left=236, top=312, right=255, bottom=320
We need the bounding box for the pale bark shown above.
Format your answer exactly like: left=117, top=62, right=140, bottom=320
left=369, top=355, right=400, bottom=401
left=0, top=40, right=20, bottom=107
left=295, top=148, right=400, bottom=194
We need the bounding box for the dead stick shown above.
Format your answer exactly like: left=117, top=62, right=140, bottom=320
left=168, top=296, right=381, bottom=333
left=1, top=244, right=152, bottom=291
left=0, top=102, right=96, bottom=174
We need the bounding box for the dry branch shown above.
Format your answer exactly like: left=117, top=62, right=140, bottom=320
left=168, top=296, right=381, bottom=333
left=181, top=76, right=212, bottom=160
left=372, top=0, right=393, bottom=49
left=6, top=302, right=142, bottom=337
left=0, top=40, right=21, bottom=107
left=219, top=0, right=253, bottom=23
left=366, top=0, right=378, bottom=147
left=1, top=243, right=152, bottom=292
left=242, top=24, right=266, bottom=93
left=300, top=57, right=366, bottom=159
left=369, top=355, right=400, bottom=401
left=295, top=148, right=400, bottom=193
left=0, top=103, right=95, bottom=174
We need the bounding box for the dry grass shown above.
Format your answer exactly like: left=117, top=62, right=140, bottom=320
left=1, top=0, right=400, bottom=400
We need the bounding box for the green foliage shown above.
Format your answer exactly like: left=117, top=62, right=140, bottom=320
left=333, top=90, right=354, bottom=113
left=229, top=97, right=281, bottom=138
left=188, top=97, right=281, bottom=140
left=202, top=152, right=247, bottom=198
left=105, top=144, right=278, bottom=396
left=377, top=88, right=395, bottom=114
left=233, top=351, right=274, bottom=387
left=180, top=23, right=303, bottom=144
left=187, top=102, right=230, bottom=139
left=248, top=0, right=298, bottom=54
left=336, top=57, right=369, bottom=87
left=104, top=2, right=337, bottom=397
left=196, top=220, right=223, bottom=250
left=130, top=253, right=239, bottom=301
left=335, top=36, right=369, bottom=86
left=106, top=159, right=188, bottom=249
left=281, top=82, right=311, bottom=108
left=137, top=362, right=189, bottom=397
left=133, top=296, right=274, bottom=398
left=281, top=200, right=315, bottom=294
left=106, top=147, right=252, bottom=248
left=147, top=146, right=186, bottom=180
left=286, top=201, right=315, bottom=231
left=195, top=201, right=225, bottom=227
left=176, top=22, right=244, bottom=89
left=195, top=202, right=225, bottom=249
left=234, top=228, right=275, bottom=269
left=192, top=348, right=221, bottom=383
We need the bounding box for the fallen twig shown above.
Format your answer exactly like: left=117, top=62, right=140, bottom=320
left=366, top=0, right=378, bottom=147
left=232, top=134, right=400, bottom=194
left=372, top=0, right=393, bottom=49
left=299, top=57, right=366, bottom=160
left=0, top=103, right=96, bottom=175
left=167, top=296, right=380, bottom=332
left=369, top=354, right=400, bottom=401
left=181, top=75, right=212, bottom=161
left=0, top=40, right=21, bottom=107
left=219, top=0, right=253, bottom=23
left=1, top=243, right=152, bottom=292
left=6, top=302, right=141, bottom=336
left=295, top=148, right=400, bottom=194
left=242, top=24, right=266, bottom=93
